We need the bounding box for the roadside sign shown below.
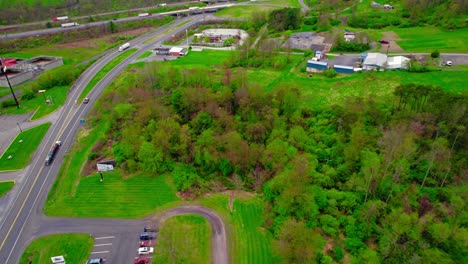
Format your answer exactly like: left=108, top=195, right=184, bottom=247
left=97, top=163, right=114, bottom=172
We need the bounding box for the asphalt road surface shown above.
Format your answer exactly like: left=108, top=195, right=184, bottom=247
left=0, top=15, right=228, bottom=264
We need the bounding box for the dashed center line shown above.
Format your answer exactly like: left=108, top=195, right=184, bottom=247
left=95, top=243, right=112, bottom=246
left=95, top=236, right=115, bottom=240
left=91, top=251, right=110, bottom=254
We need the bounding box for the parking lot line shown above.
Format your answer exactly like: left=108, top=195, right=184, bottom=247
left=91, top=251, right=110, bottom=254
left=95, top=243, right=112, bottom=246
left=95, top=236, right=115, bottom=240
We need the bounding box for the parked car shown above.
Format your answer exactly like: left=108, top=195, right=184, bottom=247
left=446, top=60, right=453, bottom=66
left=85, top=258, right=103, bottom=264
left=144, top=226, right=158, bottom=232
left=140, top=240, right=155, bottom=247
left=138, top=247, right=154, bottom=255
left=134, top=256, right=149, bottom=264
left=140, top=232, right=157, bottom=240
left=83, top=97, right=90, bottom=104
left=379, top=39, right=389, bottom=44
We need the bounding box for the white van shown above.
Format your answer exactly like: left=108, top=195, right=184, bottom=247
left=119, top=42, right=130, bottom=52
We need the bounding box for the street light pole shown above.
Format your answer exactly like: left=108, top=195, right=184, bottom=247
left=16, top=122, right=23, bottom=133
left=1, top=59, right=20, bottom=108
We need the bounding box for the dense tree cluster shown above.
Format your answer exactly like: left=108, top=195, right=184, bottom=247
left=91, top=57, right=467, bottom=262
left=268, top=8, right=302, bottom=32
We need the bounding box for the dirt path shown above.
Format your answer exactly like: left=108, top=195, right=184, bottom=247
left=380, top=31, right=404, bottom=52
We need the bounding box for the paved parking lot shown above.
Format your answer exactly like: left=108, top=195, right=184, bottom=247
left=89, top=236, right=115, bottom=262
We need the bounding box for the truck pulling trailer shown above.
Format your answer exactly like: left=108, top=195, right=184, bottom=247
left=45, top=141, right=62, bottom=166
left=61, top=22, right=79, bottom=28
left=119, top=42, right=130, bottom=52
left=138, top=13, right=152, bottom=17
left=53, top=16, right=68, bottom=21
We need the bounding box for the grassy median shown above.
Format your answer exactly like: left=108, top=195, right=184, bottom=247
left=0, top=123, right=51, bottom=171
left=19, top=234, right=93, bottom=264
left=0, top=181, right=15, bottom=198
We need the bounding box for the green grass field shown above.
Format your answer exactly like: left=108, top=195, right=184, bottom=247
left=168, top=49, right=233, bottom=68
left=137, top=50, right=153, bottom=59
left=79, top=48, right=137, bottom=101
left=0, top=181, right=15, bottom=198
left=201, top=194, right=276, bottom=264
left=215, top=5, right=277, bottom=19
left=45, top=121, right=180, bottom=218
left=394, top=27, right=468, bottom=53
left=19, top=234, right=93, bottom=264
left=0, top=123, right=51, bottom=171
left=0, top=85, right=69, bottom=120
left=153, top=215, right=211, bottom=263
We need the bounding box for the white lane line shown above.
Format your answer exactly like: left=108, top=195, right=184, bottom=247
left=95, top=236, right=115, bottom=240
left=95, top=243, right=112, bottom=246
left=91, top=251, right=110, bottom=254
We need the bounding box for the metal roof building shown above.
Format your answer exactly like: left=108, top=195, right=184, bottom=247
left=363, top=52, right=388, bottom=71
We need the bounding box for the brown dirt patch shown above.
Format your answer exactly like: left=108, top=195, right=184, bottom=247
left=380, top=31, right=404, bottom=52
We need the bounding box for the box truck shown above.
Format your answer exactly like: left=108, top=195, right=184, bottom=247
left=138, top=13, right=152, bottom=17
left=61, top=22, right=79, bottom=28
left=45, top=141, right=62, bottom=166
left=119, top=42, right=130, bottom=52
left=53, top=16, right=68, bottom=21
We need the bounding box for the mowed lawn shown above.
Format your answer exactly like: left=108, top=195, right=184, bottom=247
left=201, top=195, right=276, bottom=264
left=0, top=181, right=15, bottom=198
left=168, top=49, right=233, bottom=69
left=153, top=215, right=211, bottom=263
left=45, top=121, right=180, bottom=218
left=19, top=234, right=93, bottom=264
left=215, top=5, right=277, bottom=19
left=0, top=123, right=51, bottom=171
left=394, top=27, right=468, bottom=52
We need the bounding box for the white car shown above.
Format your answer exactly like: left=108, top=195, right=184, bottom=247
left=138, top=247, right=154, bottom=255
left=446, top=60, right=453, bottom=66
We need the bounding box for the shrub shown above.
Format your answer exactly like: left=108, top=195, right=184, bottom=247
left=1, top=99, right=17, bottom=108
left=431, top=49, right=440, bottom=58
left=88, top=152, right=99, bottom=160
left=323, top=69, right=337, bottom=78
left=20, top=90, right=36, bottom=100
left=334, top=246, right=345, bottom=261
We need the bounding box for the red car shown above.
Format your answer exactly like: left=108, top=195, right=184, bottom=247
left=139, top=240, right=155, bottom=247
left=134, top=256, right=149, bottom=264
left=379, top=39, right=390, bottom=44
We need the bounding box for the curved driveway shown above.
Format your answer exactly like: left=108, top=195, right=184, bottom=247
left=0, top=15, right=229, bottom=264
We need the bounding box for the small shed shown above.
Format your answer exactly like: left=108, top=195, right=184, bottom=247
left=306, top=60, right=328, bottom=72
left=334, top=65, right=355, bottom=74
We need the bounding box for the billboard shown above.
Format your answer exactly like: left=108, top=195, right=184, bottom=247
left=97, top=160, right=116, bottom=172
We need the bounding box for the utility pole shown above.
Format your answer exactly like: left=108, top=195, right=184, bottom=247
left=1, top=60, right=20, bottom=108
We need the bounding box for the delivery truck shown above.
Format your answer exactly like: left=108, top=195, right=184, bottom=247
left=119, top=42, right=130, bottom=52
left=61, top=22, right=79, bottom=28
left=53, top=16, right=68, bottom=21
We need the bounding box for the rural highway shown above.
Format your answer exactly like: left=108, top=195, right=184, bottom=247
left=0, top=14, right=228, bottom=264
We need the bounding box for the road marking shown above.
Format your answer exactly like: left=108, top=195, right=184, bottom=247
left=95, top=243, right=112, bottom=246
left=91, top=251, right=110, bottom=254
left=95, top=236, right=115, bottom=240
left=0, top=166, right=44, bottom=252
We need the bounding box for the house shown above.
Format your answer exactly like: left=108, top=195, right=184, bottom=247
left=344, top=31, right=355, bottom=42
left=384, top=4, right=394, bottom=9
left=306, top=60, right=328, bottom=72
left=362, top=52, right=388, bottom=71
left=169, top=47, right=187, bottom=56
left=386, top=56, right=410, bottom=70
left=333, top=65, right=355, bottom=74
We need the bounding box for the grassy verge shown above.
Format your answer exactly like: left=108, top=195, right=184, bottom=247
left=153, top=215, right=211, bottom=263
left=394, top=27, right=468, bottom=53
left=0, top=86, right=69, bottom=119
left=215, top=5, right=278, bottom=19
left=0, top=123, right=51, bottom=171
left=79, top=48, right=137, bottom=102
left=44, top=121, right=180, bottom=218
left=0, top=181, right=15, bottom=198
left=168, top=49, right=233, bottom=69
left=19, top=234, right=93, bottom=264
left=200, top=194, right=276, bottom=264
left=137, top=50, right=153, bottom=59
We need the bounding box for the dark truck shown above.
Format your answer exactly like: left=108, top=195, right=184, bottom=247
left=45, top=141, right=62, bottom=166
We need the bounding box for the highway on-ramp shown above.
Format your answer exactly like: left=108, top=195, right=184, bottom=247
left=0, top=15, right=228, bottom=264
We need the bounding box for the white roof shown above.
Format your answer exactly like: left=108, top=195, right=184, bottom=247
left=169, top=47, right=183, bottom=53
left=386, top=56, right=410, bottom=69
left=363, top=53, right=388, bottom=67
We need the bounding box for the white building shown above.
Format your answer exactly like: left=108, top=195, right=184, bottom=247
left=363, top=53, right=388, bottom=71
left=386, top=56, right=410, bottom=70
